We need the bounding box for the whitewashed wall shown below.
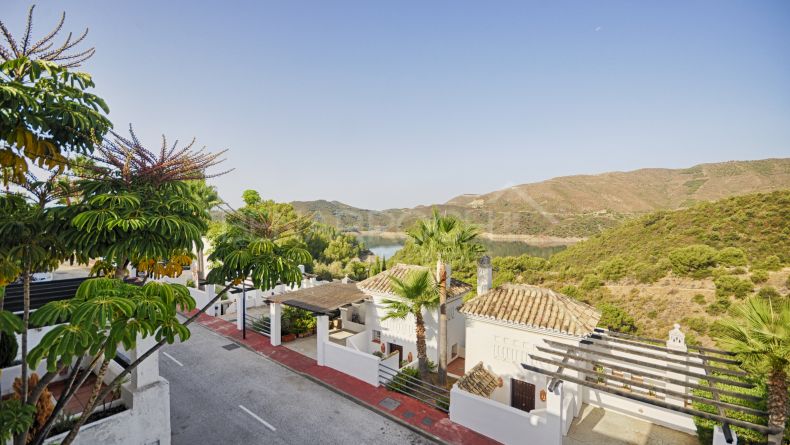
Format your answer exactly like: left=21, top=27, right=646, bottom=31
left=366, top=292, right=467, bottom=365
left=323, top=342, right=380, bottom=386
left=450, top=384, right=563, bottom=445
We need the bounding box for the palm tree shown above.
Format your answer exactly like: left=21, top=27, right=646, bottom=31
left=407, top=209, right=483, bottom=384
left=382, top=270, right=438, bottom=379
left=188, top=181, right=222, bottom=289
left=716, top=297, right=790, bottom=444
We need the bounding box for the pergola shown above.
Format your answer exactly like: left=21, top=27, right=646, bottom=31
left=522, top=327, right=781, bottom=444
left=266, top=282, right=368, bottom=316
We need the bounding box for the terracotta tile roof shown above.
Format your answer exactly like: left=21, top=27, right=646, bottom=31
left=357, top=263, right=472, bottom=299
left=457, top=362, right=499, bottom=398
left=460, top=284, right=601, bottom=337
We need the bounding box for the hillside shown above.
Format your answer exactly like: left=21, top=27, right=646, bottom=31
left=293, top=158, right=790, bottom=238
left=523, top=190, right=790, bottom=346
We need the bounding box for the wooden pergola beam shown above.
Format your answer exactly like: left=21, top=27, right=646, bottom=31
left=528, top=354, right=767, bottom=418
left=594, top=328, right=736, bottom=356
left=536, top=345, right=762, bottom=403
left=589, top=333, right=741, bottom=365
left=544, top=339, right=753, bottom=389
left=585, top=336, right=747, bottom=378
left=521, top=363, right=781, bottom=436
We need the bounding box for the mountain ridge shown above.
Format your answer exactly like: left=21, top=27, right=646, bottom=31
left=291, top=158, right=790, bottom=238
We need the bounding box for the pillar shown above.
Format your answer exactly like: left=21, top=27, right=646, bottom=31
left=713, top=426, right=737, bottom=445
left=270, top=302, right=282, bottom=346
left=130, top=334, right=159, bottom=390
left=665, top=323, right=688, bottom=407
left=236, top=292, right=244, bottom=331
left=207, top=284, right=217, bottom=317
left=546, top=381, right=564, bottom=445
left=316, top=315, right=329, bottom=366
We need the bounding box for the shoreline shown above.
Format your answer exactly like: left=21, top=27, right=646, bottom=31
left=354, top=230, right=583, bottom=247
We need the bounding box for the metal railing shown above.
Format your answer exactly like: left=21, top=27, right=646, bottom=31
left=378, top=363, right=450, bottom=412
left=245, top=314, right=271, bottom=337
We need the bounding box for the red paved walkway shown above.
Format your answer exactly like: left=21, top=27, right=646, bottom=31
left=185, top=311, right=499, bottom=445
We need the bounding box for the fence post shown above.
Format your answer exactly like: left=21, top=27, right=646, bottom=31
left=270, top=302, right=282, bottom=346
left=316, top=315, right=329, bottom=366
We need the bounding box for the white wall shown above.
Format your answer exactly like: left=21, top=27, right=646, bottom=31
left=366, top=292, right=467, bottom=366
left=450, top=384, right=562, bottom=445
left=346, top=330, right=370, bottom=352
left=583, top=388, right=697, bottom=435
left=323, top=342, right=381, bottom=387
left=44, top=379, right=171, bottom=445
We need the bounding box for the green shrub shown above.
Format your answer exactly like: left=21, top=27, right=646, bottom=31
left=185, top=279, right=196, bottom=288
left=559, top=285, right=582, bottom=299
left=386, top=366, right=420, bottom=393
left=715, top=247, right=747, bottom=267
left=0, top=332, right=18, bottom=367
left=714, top=275, right=753, bottom=299
left=757, top=286, right=781, bottom=300
left=756, top=255, right=782, bottom=271
left=691, top=294, right=707, bottom=305
left=597, top=258, right=627, bottom=281
left=681, top=317, right=708, bottom=334
left=597, top=303, right=637, bottom=333
left=633, top=258, right=671, bottom=283
left=749, top=269, right=768, bottom=284
left=786, top=275, right=790, bottom=288
left=705, top=297, right=731, bottom=315
left=580, top=274, right=603, bottom=291
left=668, top=244, right=718, bottom=276
left=730, top=267, right=747, bottom=275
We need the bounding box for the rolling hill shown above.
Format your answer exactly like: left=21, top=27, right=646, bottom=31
left=292, top=158, right=790, bottom=239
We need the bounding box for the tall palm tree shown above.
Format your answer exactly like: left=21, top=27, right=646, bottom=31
left=189, top=181, right=222, bottom=288
left=407, top=209, right=483, bottom=384
left=382, top=270, right=438, bottom=380
left=716, top=297, right=790, bottom=444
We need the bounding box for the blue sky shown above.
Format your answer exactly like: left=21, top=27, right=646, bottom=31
left=3, top=1, right=789, bottom=209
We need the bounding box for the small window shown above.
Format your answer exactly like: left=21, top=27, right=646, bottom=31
left=451, top=343, right=458, bottom=358
left=372, top=330, right=381, bottom=343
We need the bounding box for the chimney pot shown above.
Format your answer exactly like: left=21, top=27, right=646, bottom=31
left=477, top=255, right=492, bottom=296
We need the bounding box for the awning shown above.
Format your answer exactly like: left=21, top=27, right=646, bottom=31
left=267, top=282, right=368, bottom=315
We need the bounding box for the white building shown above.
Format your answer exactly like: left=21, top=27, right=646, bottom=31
left=355, top=263, right=471, bottom=367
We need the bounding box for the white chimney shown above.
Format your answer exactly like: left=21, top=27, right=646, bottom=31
left=477, top=255, right=492, bottom=296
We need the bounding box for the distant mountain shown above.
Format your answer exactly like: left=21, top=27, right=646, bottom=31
left=292, top=158, right=790, bottom=239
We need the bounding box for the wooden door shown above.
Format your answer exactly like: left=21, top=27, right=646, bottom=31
left=510, top=378, right=535, bottom=412
left=388, top=343, right=403, bottom=363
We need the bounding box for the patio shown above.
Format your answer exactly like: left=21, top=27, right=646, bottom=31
left=283, top=328, right=360, bottom=360
left=564, top=404, right=698, bottom=445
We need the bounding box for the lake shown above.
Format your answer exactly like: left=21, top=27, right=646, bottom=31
left=357, top=235, right=567, bottom=260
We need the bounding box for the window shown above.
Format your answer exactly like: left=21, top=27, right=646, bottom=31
left=451, top=343, right=458, bottom=358
left=372, top=330, right=381, bottom=343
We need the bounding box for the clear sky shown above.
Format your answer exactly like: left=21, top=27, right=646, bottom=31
left=3, top=1, right=789, bottom=210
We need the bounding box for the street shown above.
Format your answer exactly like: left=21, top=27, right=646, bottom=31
left=161, top=322, right=435, bottom=445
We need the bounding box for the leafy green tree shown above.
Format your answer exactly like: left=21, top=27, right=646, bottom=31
left=407, top=209, right=483, bottom=384
left=67, top=127, right=227, bottom=279
left=324, top=234, right=361, bottom=265
left=716, top=297, right=790, bottom=444
left=0, top=6, right=111, bottom=184
left=382, top=270, right=438, bottom=379
left=597, top=303, right=637, bottom=333
left=668, top=244, right=718, bottom=276
left=714, top=275, right=754, bottom=299
left=207, top=193, right=312, bottom=292
left=716, top=247, right=748, bottom=267
left=242, top=189, right=262, bottom=206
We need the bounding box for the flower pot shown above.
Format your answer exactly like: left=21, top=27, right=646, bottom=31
left=282, top=333, right=296, bottom=343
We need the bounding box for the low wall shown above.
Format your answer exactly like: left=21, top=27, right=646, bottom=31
left=450, top=386, right=561, bottom=445
left=323, top=342, right=380, bottom=386
left=346, top=330, right=370, bottom=352
left=45, top=378, right=171, bottom=445
left=583, top=387, right=697, bottom=435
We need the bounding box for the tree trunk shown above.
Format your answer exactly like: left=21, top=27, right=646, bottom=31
left=14, top=271, right=31, bottom=445
left=436, top=259, right=447, bottom=386
left=414, top=311, right=429, bottom=380
left=60, top=359, right=111, bottom=445
left=767, top=367, right=788, bottom=445
left=196, top=246, right=206, bottom=290
left=114, top=258, right=130, bottom=280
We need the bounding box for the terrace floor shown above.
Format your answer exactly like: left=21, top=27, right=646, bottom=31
left=564, top=404, right=698, bottom=445
left=47, top=374, right=119, bottom=415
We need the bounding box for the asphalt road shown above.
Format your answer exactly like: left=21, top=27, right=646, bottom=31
left=161, top=322, right=435, bottom=445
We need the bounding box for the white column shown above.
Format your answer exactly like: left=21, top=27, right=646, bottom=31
left=546, top=381, right=564, bottom=445
left=316, top=315, right=329, bottom=366
left=665, top=323, right=688, bottom=407
left=270, top=302, right=282, bottom=346
left=130, top=335, right=159, bottom=390
left=236, top=293, right=244, bottom=331
left=207, top=284, right=217, bottom=317
left=713, top=426, right=737, bottom=445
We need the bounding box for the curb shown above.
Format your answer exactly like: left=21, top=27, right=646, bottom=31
left=188, top=316, right=446, bottom=444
